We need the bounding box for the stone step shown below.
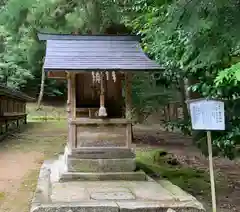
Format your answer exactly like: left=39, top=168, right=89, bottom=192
left=31, top=203, right=203, bottom=212
left=59, top=171, right=147, bottom=181
left=67, top=158, right=136, bottom=172
left=70, top=148, right=135, bottom=159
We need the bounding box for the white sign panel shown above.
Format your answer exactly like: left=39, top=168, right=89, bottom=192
left=189, top=100, right=225, bottom=130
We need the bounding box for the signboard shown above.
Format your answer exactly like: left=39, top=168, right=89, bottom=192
left=187, top=98, right=224, bottom=212
left=188, top=99, right=225, bottom=131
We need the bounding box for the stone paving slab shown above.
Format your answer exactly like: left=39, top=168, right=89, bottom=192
left=90, top=190, right=135, bottom=200
left=51, top=181, right=176, bottom=202
left=51, top=187, right=89, bottom=202
left=30, top=160, right=205, bottom=212
left=157, top=180, right=196, bottom=202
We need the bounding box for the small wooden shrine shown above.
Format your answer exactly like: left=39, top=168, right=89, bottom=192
left=39, top=33, right=160, bottom=154
left=32, top=33, right=206, bottom=212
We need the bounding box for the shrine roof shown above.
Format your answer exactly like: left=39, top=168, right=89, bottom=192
left=0, top=84, right=34, bottom=101
left=38, top=33, right=162, bottom=72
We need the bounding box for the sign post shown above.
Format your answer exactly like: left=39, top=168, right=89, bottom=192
left=207, top=130, right=217, bottom=212
left=186, top=98, right=225, bottom=212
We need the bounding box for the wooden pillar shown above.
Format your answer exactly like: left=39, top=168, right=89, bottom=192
left=0, top=97, right=2, bottom=116
left=24, top=104, right=27, bottom=124
left=125, top=72, right=133, bottom=148
left=6, top=99, right=8, bottom=113
left=0, top=122, right=3, bottom=134
left=5, top=119, right=8, bottom=132
left=14, top=100, right=16, bottom=113
left=72, top=73, right=76, bottom=119
left=10, top=99, right=13, bottom=113
left=67, top=72, right=77, bottom=150
left=23, top=102, right=26, bottom=113
left=99, top=72, right=107, bottom=117
left=17, top=102, right=19, bottom=113
left=72, top=73, right=77, bottom=148
left=25, top=114, right=27, bottom=124
left=67, top=72, right=72, bottom=150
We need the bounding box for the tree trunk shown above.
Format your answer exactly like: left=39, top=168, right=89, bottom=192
left=187, top=76, right=202, bottom=141
left=188, top=77, right=201, bottom=99
left=179, top=77, right=189, bottom=121
left=36, top=66, right=45, bottom=110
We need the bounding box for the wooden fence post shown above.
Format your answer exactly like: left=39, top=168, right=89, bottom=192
left=5, top=120, right=8, bottom=132
left=58, top=112, right=61, bottom=121
left=44, top=111, right=47, bottom=122
left=24, top=115, right=27, bottom=124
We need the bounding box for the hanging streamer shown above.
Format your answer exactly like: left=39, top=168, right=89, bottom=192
left=112, top=71, right=116, bottom=82
left=92, top=71, right=116, bottom=83
left=98, top=72, right=107, bottom=117
left=92, top=71, right=95, bottom=84
left=106, top=71, right=109, bottom=81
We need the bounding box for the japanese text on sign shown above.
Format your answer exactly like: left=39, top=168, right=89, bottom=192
left=189, top=100, right=225, bottom=130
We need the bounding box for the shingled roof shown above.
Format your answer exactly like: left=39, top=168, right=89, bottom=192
left=0, top=84, right=34, bottom=101
left=38, top=33, right=162, bottom=72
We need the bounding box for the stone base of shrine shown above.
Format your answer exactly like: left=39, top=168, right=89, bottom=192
left=52, top=154, right=147, bottom=182
left=30, top=160, right=206, bottom=212
left=51, top=146, right=140, bottom=181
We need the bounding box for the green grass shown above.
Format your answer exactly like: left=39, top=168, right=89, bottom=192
left=26, top=102, right=66, bottom=122
left=20, top=169, right=40, bottom=193
left=28, top=116, right=66, bottom=121
left=0, top=121, right=67, bottom=155
left=136, top=149, right=211, bottom=197
left=0, top=192, right=5, bottom=201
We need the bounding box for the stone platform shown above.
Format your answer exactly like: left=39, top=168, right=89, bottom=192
left=30, top=160, right=206, bottom=212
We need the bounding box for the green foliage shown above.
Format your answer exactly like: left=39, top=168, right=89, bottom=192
left=1, top=0, right=240, bottom=158
left=215, top=62, right=240, bottom=87
left=131, top=72, right=180, bottom=123
left=122, top=0, right=240, bottom=159
left=0, top=26, right=33, bottom=89
left=163, top=119, right=192, bottom=136
left=0, top=0, right=122, bottom=96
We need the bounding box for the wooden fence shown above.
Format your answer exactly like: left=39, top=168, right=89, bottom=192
left=0, top=85, right=34, bottom=139
left=160, top=102, right=184, bottom=122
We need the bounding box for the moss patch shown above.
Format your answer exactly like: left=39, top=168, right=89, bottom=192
left=136, top=149, right=211, bottom=197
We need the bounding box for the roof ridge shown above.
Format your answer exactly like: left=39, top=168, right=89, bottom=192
left=38, top=33, right=141, bottom=41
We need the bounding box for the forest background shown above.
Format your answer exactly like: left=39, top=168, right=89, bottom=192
left=0, top=0, right=240, bottom=159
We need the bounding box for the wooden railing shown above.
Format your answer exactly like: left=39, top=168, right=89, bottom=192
left=0, top=113, right=27, bottom=139
left=69, top=117, right=133, bottom=150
